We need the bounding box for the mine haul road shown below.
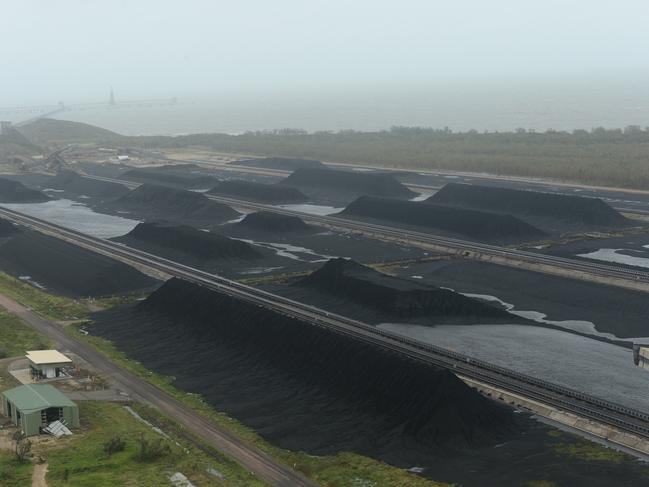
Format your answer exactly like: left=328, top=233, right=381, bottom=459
left=84, top=174, right=649, bottom=292
left=1, top=206, right=649, bottom=450
left=0, top=295, right=315, bottom=487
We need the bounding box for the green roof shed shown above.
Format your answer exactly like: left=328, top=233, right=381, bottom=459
left=1, top=384, right=79, bottom=436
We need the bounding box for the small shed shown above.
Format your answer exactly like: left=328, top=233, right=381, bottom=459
left=26, top=350, right=72, bottom=380
left=1, top=384, right=79, bottom=436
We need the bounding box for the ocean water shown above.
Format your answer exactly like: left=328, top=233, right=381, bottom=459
left=32, top=78, right=649, bottom=135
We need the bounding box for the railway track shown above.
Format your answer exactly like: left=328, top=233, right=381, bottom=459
left=1, top=205, right=648, bottom=443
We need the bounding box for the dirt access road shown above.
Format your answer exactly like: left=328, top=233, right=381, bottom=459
left=0, top=293, right=316, bottom=487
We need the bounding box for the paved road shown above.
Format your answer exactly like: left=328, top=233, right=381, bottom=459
left=0, top=293, right=316, bottom=487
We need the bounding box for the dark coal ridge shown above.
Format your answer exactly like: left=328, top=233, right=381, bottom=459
left=341, top=196, right=546, bottom=241
left=46, top=170, right=130, bottom=200
left=113, top=221, right=262, bottom=261
left=294, top=258, right=514, bottom=323
left=0, top=219, right=20, bottom=238
left=100, top=184, right=239, bottom=225
left=120, top=166, right=220, bottom=189
left=208, top=179, right=308, bottom=204
left=238, top=211, right=312, bottom=233
left=234, top=157, right=325, bottom=171
left=429, top=183, right=628, bottom=227
left=0, top=231, right=158, bottom=297
left=92, top=278, right=515, bottom=460
left=0, top=177, right=49, bottom=203
left=282, top=167, right=417, bottom=199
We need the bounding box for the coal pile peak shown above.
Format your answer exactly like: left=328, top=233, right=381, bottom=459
left=0, top=177, right=49, bottom=203
left=300, top=258, right=513, bottom=321
left=48, top=170, right=130, bottom=199
left=106, top=184, right=239, bottom=224
left=234, top=157, right=325, bottom=171
left=208, top=179, right=308, bottom=203
left=342, top=196, right=546, bottom=241
left=282, top=167, right=416, bottom=199
left=238, top=211, right=311, bottom=233
left=429, top=183, right=628, bottom=226
left=115, top=221, right=261, bottom=260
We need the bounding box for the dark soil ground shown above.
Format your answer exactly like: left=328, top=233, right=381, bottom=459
left=90, top=278, right=649, bottom=487
left=0, top=177, right=50, bottom=203
left=429, top=182, right=632, bottom=234
left=233, top=157, right=325, bottom=171
left=385, top=257, right=649, bottom=339
left=281, top=167, right=416, bottom=203
left=208, top=179, right=308, bottom=204
left=99, top=184, right=239, bottom=226
left=0, top=219, right=20, bottom=238
left=269, top=258, right=518, bottom=325
left=46, top=169, right=130, bottom=201
left=119, top=165, right=220, bottom=189
left=0, top=230, right=158, bottom=297
left=341, top=196, right=547, bottom=243
left=238, top=211, right=312, bottom=233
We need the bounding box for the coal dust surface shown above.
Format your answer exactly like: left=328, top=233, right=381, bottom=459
left=0, top=230, right=158, bottom=297
left=0, top=177, right=49, bottom=203
left=208, top=179, right=308, bottom=204
left=341, top=196, right=546, bottom=242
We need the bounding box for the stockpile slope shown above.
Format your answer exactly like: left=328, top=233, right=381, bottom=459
left=47, top=170, right=130, bottom=199
left=103, top=184, right=239, bottom=224
left=429, top=183, right=627, bottom=226
left=121, top=166, right=219, bottom=189
left=0, top=231, right=157, bottom=297
left=92, top=278, right=514, bottom=457
left=0, top=219, right=20, bottom=238
left=234, top=157, right=325, bottom=171
left=282, top=167, right=416, bottom=199
left=0, top=177, right=49, bottom=203
left=238, top=212, right=311, bottom=233
left=114, top=222, right=261, bottom=261
left=208, top=179, right=307, bottom=203
left=342, top=196, right=546, bottom=241
left=299, top=258, right=512, bottom=322
left=17, top=118, right=122, bottom=145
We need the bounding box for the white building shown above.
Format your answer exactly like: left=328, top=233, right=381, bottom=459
left=26, top=350, right=72, bottom=380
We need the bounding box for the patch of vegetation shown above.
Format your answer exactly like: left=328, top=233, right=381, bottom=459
left=526, top=481, right=563, bottom=487
left=554, top=439, right=629, bottom=464
left=138, top=126, right=649, bottom=190
left=0, top=309, right=50, bottom=358
left=68, top=323, right=452, bottom=486
left=0, top=272, right=87, bottom=321
left=42, top=401, right=265, bottom=487
left=0, top=451, right=33, bottom=487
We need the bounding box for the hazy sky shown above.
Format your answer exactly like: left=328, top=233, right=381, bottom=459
left=1, top=0, right=648, bottom=106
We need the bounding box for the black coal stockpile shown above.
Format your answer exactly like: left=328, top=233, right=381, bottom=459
left=342, top=196, right=546, bottom=241
left=429, top=183, right=628, bottom=226
left=0, top=177, right=49, bottom=203
left=282, top=167, right=417, bottom=199
left=234, top=157, right=325, bottom=171
left=115, top=222, right=261, bottom=261
left=238, top=211, right=311, bottom=232
left=208, top=179, right=308, bottom=203
left=47, top=170, right=130, bottom=199
left=300, top=258, right=512, bottom=321
left=0, top=231, right=157, bottom=297
left=105, top=184, right=239, bottom=223
left=93, top=278, right=514, bottom=461
left=0, top=219, right=20, bottom=238
left=121, top=165, right=219, bottom=189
